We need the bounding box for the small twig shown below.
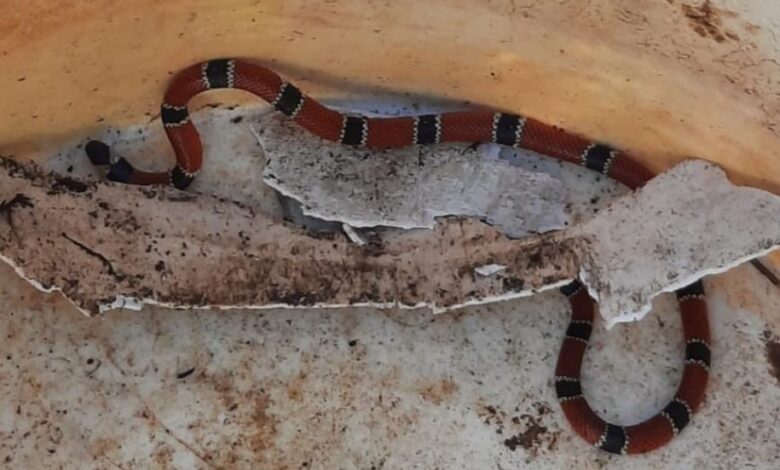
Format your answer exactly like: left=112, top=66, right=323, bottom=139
left=176, top=367, right=196, bottom=379
left=61, top=233, right=125, bottom=281
left=751, top=259, right=780, bottom=287
left=135, top=400, right=217, bottom=469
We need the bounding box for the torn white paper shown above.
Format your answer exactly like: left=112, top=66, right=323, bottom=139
left=256, top=114, right=570, bottom=238
left=576, top=159, right=780, bottom=327
left=475, top=264, right=507, bottom=277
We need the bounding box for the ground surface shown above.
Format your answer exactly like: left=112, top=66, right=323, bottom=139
left=1, top=261, right=779, bottom=469
left=1, top=2, right=779, bottom=467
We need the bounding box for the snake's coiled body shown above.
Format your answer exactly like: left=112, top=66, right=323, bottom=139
left=85, top=59, right=710, bottom=455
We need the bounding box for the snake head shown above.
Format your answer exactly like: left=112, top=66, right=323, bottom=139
left=85, top=140, right=112, bottom=166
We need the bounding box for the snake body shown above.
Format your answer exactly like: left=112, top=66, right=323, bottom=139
left=85, top=59, right=711, bottom=455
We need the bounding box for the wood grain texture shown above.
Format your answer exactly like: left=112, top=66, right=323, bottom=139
left=0, top=1, right=778, bottom=190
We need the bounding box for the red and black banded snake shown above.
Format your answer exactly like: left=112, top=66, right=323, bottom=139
left=85, top=59, right=711, bottom=455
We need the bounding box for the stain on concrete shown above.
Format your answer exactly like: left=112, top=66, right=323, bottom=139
left=478, top=401, right=557, bottom=459
left=1, top=259, right=780, bottom=467
left=417, top=379, right=458, bottom=405
left=504, top=414, right=548, bottom=454
left=764, top=329, right=780, bottom=386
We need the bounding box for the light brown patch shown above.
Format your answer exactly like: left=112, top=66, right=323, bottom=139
left=247, top=395, right=277, bottom=452
left=152, top=445, right=174, bottom=469
left=202, top=371, right=239, bottom=410
left=286, top=370, right=308, bottom=402
left=87, top=437, right=121, bottom=462
left=769, top=252, right=780, bottom=272
left=708, top=264, right=775, bottom=317
left=417, top=379, right=459, bottom=405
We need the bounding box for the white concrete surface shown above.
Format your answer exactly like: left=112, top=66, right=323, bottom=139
left=1, top=259, right=779, bottom=469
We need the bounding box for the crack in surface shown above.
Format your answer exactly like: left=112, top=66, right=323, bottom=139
left=137, top=402, right=218, bottom=469
left=751, top=259, right=780, bottom=288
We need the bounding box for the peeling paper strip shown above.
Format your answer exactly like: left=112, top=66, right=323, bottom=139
left=475, top=264, right=507, bottom=277
left=342, top=224, right=367, bottom=246
left=0, top=157, right=583, bottom=316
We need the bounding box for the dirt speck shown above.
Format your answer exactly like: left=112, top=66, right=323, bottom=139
left=477, top=401, right=555, bottom=458
left=503, top=414, right=548, bottom=453
left=681, top=1, right=738, bottom=42
left=764, top=329, right=780, bottom=386
left=176, top=367, right=195, bottom=379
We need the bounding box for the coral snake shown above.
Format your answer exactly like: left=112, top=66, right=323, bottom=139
left=85, top=59, right=710, bottom=455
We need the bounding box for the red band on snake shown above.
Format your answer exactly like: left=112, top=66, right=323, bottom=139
left=84, top=58, right=710, bottom=455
